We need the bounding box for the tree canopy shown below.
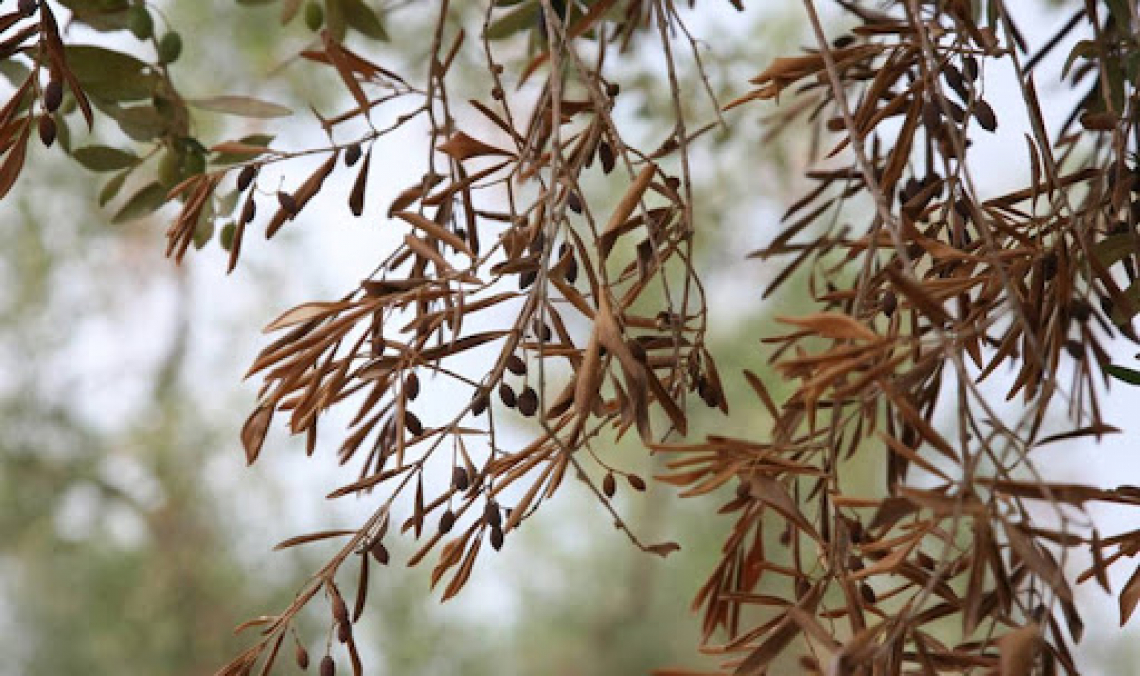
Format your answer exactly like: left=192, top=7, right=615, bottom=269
left=3, top=0, right=1140, bottom=674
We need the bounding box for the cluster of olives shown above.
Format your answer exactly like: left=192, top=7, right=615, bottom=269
left=125, top=3, right=182, bottom=65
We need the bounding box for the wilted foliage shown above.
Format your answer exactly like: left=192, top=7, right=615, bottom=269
left=4, top=0, right=1140, bottom=674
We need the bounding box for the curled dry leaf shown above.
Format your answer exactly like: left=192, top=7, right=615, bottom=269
left=437, top=131, right=514, bottom=161
left=999, top=623, right=1041, bottom=676
left=776, top=313, right=878, bottom=342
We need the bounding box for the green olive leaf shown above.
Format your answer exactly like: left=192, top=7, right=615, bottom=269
left=112, top=182, right=168, bottom=223
left=63, top=45, right=158, bottom=101
left=1105, top=364, right=1140, bottom=386
left=188, top=95, right=293, bottom=119
left=72, top=145, right=141, bottom=172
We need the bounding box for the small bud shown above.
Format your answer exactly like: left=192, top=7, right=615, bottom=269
left=331, top=595, right=349, bottom=625
left=43, top=80, right=63, bottom=113
left=405, top=372, right=420, bottom=400
left=627, top=474, right=646, bottom=492
left=345, top=143, right=362, bottom=167
left=1041, top=251, right=1058, bottom=280
left=277, top=191, right=298, bottom=215
left=295, top=644, right=310, bottom=670
left=922, top=101, right=941, bottom=132
left=127, top=5, right=154, bottom=40
left=369, top=541, right=389, bottom=565
left=1070, top=300, right=1092, bottom=323
left=953, top=198, right=972, bottom=222
left=471, top=393, right=488, bottom=416
left=320, top=655, right=336, bottom=676
left=484, top=500, right=501, bottom=527
left=240, top=197, right=257, bottom=224
left=882, top=291, right=897, bottom=317
left=157, top=31, right=183, bottom=65
left=974, top=99, right=997, bottom=132
left=404, top=411, right=423, bottom=437
left=236, top=165, right=257, bottom=191
left=18, top=0, right=38, bottom=17
left=181, top=150, right=206, bottom=177
left=336, top=620, right=351, bottom=644
left=700, top=382, right=720, bottom=409
left=916, top=551, right=935, bottom=570
left=220, top=221, right=236, bottom=250
left=599, top=141, right=615, bottom=174
left=606, top=82, right=620, bottom=97
left=942, top=64, right=968, bottom=101
left=37, top=115, right=56, bottom=148
left=499, top=383, right=516, bottom=408
left=564, top=256, right=578, bottom=284
left=452, top=467, right=470, bottom=491
left=962, top=55, right=979, bottom=81
left=602, top=472, right=616, bottom=498
left=506, top=354, right=527, bottom=375
left=439, top=509, right=455, bottom=534
left=490, top=524, right=504, bottom=551
left=304, top=1, right=324, bottom=31
left=517, top=387, right=538, bottom=417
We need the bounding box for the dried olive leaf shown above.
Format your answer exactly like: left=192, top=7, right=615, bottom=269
left=241, top=404, right=274, bottom=465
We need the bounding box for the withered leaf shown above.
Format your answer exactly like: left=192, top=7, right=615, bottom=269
left=999, top=623, right=1041, bottom=676
left=600, top=165, right=657, bottom=258
left=0, top=120, right=31, bottom=201
left=437, top=131, right=514, bottom=161
left=441, top=538, right=482, bottom=602
left=777, top=313, right=878, bottom=342
left=750, top=476, right=820, bottom=542
left=647, top=541, right=681, bottom=557
left=1120, top=563, right=1140, bottom=626
left=241, top=404, right=274, bottom=465
left=394, top=210, right=472, bottom=257
left=273, top=529, right=355, bottom=550
left=349, top=147, right=371, bottom=217
left=263, top=301, right=348, bottom=333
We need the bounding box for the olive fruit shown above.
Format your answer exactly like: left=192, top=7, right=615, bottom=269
left=38, top=115, right=56, bottom=148
left=304, top=2, right=325, bottom=32
left=157, top=150, right=182, bottom=187
left=43, top=80, right=63, bottom=113
left=127, top=6, right=154, bottom=40
left=157, top=32, right=183, bottom=65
